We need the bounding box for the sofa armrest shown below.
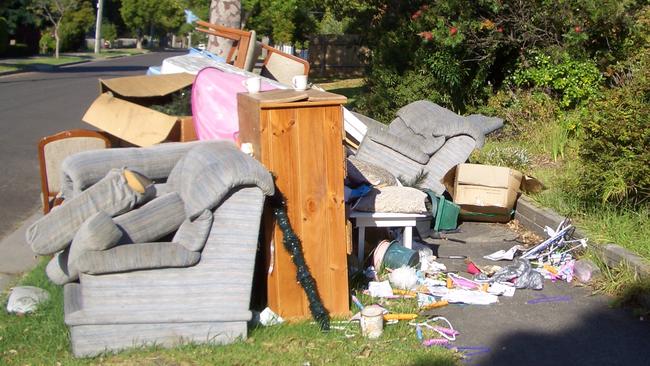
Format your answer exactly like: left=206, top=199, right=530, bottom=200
left=60, top=141, right=211, bottom=198
left=76, top=242, right=200, bottom=275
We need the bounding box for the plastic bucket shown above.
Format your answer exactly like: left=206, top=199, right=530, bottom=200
left=380, top=240, right=420, bottom=269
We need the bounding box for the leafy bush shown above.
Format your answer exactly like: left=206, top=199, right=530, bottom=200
left=39, top=30, right=55, bottom=54
left=0, top=17, right=8, bottom=55
left=102, top=20, right=118, bottom=45
left=580, top=49, right=650, bottom=207
left=509, top=52, right=603, bottom=108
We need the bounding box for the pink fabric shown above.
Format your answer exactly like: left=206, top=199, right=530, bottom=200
left=191, top=67, right=277, bottom=142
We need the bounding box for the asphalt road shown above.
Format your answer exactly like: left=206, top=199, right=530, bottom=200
left=0, top=50, right=184, bottom=240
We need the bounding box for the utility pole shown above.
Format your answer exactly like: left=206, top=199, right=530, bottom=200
left=94, top=0, right=104, bottom=54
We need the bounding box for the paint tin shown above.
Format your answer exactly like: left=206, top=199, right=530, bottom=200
left=360, top=305, right=384, bottom=339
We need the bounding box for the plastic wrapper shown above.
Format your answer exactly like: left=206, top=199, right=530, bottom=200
left=476, top=258, right=544, bottom=290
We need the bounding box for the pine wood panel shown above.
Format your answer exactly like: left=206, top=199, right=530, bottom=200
left=237, top=92, right=350, bottom=318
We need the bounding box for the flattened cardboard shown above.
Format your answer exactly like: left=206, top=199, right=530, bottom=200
left=99, top=73, right=194, bottom=98
left=83, top=93, right=179, bottom=147
left=83, top=73, right=195, bottom=147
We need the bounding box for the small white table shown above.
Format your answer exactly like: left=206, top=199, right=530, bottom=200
left=349, top=211, right=432, bottom=263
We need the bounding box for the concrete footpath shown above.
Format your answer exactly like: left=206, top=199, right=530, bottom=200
left=0, top=212, right=41, bottom=291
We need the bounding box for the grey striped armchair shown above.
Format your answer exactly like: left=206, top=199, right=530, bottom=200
left=26, top=141, right=275, bottom=357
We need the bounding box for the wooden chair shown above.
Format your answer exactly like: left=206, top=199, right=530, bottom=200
left=195, top=21, right=255, bottom=70
left=259, top=43, right=310, bottom=85
left=38, top=129, right=111, bottom=214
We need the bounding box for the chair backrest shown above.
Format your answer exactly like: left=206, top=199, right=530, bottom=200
left=39, top=129, right=111, bottom=213
left=259, top=43, right=310, bottom=85
left=195, top=21, right=253, bottom=70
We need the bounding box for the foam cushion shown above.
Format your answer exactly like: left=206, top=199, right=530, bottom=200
left=353, top=186, right=428, bottom=214
left=46, top=249, right=72, bottom=285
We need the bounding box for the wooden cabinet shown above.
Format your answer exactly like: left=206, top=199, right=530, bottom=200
left=237, top=90, right=350, bottom=318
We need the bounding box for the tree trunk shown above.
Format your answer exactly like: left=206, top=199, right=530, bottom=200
left=54, top=27, right=60, bottom=59
left=136, top=30, right=143, bottom=49
left=208, top=0, right=241, bottom=57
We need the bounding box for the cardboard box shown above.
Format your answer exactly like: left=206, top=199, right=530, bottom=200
left=82, top=73, right=196, bottom=147
left=444, top=163, right=524, bottom=223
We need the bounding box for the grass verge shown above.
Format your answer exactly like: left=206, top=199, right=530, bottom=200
left=1, top=260, right=457, bottom=365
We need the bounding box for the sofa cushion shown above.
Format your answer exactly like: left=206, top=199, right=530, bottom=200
left=346, top=156, right=397, bottom=187
left=173, top=209, right=213, bottom=251
left=76, top=242, right=201, bottom=274
left=46, top=248, right=72, bottom=285
left=353, top=186, right=428, bottom=214
left=27, top=169, right=152, bottom=256
left=65, top=211, right=123, bottom=283
left=366, top=129, right=430, bottom=164
left=388, top=117, right=446, bottom=156
left=395, top=100, right=485, bottom=148
left=113, top=192, right=186, bottom=245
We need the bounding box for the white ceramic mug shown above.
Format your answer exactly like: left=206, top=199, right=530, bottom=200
left=292, top=75, right=308, bottom=91
left=242, top=77, right=261, bottom=93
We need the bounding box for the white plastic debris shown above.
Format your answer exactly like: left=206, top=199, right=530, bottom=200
left=488, top=282, right=516, bottom=297
left=6, top=286, right=49, bottom=314
left=442, top=289, right=499, bottom=305
left=388, top=266, right=419, bottom=290
left=253, top=307, right=284, bottom=326
left=368, top=280, right=394, bottom=298
left=574, top=259, right=601, bottom=283
left=484, top=245, right=524, bottom=261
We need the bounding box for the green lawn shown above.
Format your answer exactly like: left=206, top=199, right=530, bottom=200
left=1, top=260, right=458, bottom=365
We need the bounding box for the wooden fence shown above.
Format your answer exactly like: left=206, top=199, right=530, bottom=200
left=308, top=35, right=367, bottom=78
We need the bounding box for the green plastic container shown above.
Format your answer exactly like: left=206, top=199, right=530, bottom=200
left=430, top=193, right=460, bottom=231
left=382, top=240, right=420, bottom=269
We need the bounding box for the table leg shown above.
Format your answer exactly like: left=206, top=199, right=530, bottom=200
left=358, top=226, right=366, bottom=264
left=404, top=226, right=413, bottom=249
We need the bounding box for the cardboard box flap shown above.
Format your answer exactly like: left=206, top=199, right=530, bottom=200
left=99, top=73, right=194, bottom=98
left=83, top=93, right=179, bottom=147
left=456, top=163, right=523, bottom=190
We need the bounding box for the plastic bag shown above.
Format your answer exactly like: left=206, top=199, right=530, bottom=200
left=6, top=286, right=50, bottom=314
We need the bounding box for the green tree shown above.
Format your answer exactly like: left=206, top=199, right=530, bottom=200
left=120, top=0, right=184, bottom=49
left=243, top=0, right=319, bottom=45
left=31, top=0, right=78, bottom=58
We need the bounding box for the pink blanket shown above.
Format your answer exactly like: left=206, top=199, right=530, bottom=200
left=191, top=67, right=277, bottom=142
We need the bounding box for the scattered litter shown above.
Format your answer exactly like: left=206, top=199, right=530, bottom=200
left=488, top=282, right=516, bottom=297
left=456, top=346, right=491, bottom=362
left=6, top=286, right=49, bottom=314
left=368, top=280, right=394, bottom=298
left=574, top=258, right=601, bottom=283
left=384, top=313, right=418, bottom=321
left=466, top=260, right=482, bottom=275
left=253, top=307, right=284, bottom=326
left=484, top=245, right=524, bottom=261
left=443, top=289, right=499, bottom=305
left=388, top=266, right=418, bottom=290
left=476, top=258, right=544, bottom=290
left=423, top=338, right=450, bottom=347
left=410, top=316, right=458, bottom=341
left=526, top=294, right=572, bottom=305
left=360, top=305, right=384, bottom=339
left=420, top=255, right=447, bottom=274
left=447, top=273, right=486, bottom=291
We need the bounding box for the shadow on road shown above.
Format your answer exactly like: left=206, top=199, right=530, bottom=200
left=0, top=65, right=150, bottom=84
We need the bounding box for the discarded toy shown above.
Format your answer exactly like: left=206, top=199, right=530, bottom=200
left=420, top=300, right=449, bottom=310
left=388, top=266, right=418, bottom=290
left=384, top=313, right=418, bottom=321
left=526, top=294, right=571, bottom=304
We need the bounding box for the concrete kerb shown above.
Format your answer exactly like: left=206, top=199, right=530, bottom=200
left=515, top=195, right=650, bottom=277
left=0, top=211, right=42, bottom=291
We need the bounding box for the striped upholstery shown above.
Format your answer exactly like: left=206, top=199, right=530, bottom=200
left=60, top=141, right=217, bottom=199
left=65, top=187, right=267, bottom=357
left=27, top=169, right=150, bottom=256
